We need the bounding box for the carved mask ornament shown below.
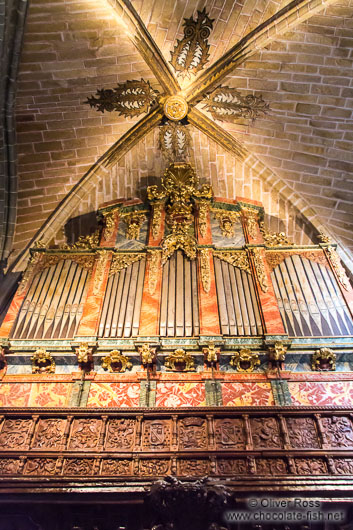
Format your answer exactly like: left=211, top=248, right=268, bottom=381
left=165, top=349, right=195, bottom=371
left=230, top=349, right=260, bottom=373
left=312, top=347, right=336, bottom=371
left=101, top=350, right=132, bottom=373
left=31, top=348, right=55, bottom=374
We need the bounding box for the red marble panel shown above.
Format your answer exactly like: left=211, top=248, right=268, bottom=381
left=139, top=258, right=163, bottom=336
left=222, top=382, right=274, bottom=406
left=87, top=382, right=140, bottom=407
left=156, top=382, right=206, bottom=407
left=289, top=382, right=353, bottom=407
left=198, top=251, right=221, bottom=336
left=0, top=293, right=26, bottom=338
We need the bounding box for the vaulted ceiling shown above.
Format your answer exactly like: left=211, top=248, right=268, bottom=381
left=2, top=0, right=353, bottom=277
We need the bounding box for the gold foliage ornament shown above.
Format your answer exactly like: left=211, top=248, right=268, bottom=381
left=251, top=248, right=269, bottom=292
left=101, top=350, right=132, bottom=373
left=259, top=222, right=293, bottom=247
left=326, top=246, right=351, bottom=291
left=212, top=210, right=240, bottom=238
left=215, top=250, right=250, bottom=274
left=230, top=349, right=260, bottom=373
left=170, top=8, right=214, bottom=78
left=147, top=250, right=162, bottom=294
left=204, top=87, right=269, bottom=123
left=268, top=342, right=287, bottom=368
left=121, top=212, right=146, bottom=240
left=86, top=79, right=158, bottom=117
left=109, top=253, right=144, bottom=277
left=165, top=349, right=195, bottom=371
left=61, top=230, right=100, bottom=250
left=202, top=343, right=220, bottom=366
left=312, top=347, right=336, bottom=371
left=199, top=249, right=211, bottom=293
left=138, top=344, right=157, bottom=367
left=159, top=121, right=191, bottom=161
left=31, top=348, right=55, bottom=374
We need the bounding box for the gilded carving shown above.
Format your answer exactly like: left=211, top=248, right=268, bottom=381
left=317, top=232, right=332, bottom=244
left=257, top=458, right=287, bottom=475
left=250, top=418, right=282, bottom=449
left=93, top=250, right=110, bottom=295
left=170, top=9, right=214, bottom=78
left=212, top=209, right=240, bottom=238
left=294, top=458, right=327, bottom=475
left=101, top=350, right=132, bottom=373
left=18, top=253, right=40, bottom=295
left=61, top=231, right=100, bottom=250
left=151, top=202, right=164, bottom=239
left=102, top=210, right=116, bottom=240
left=143, top=420, right=171, bottom=450
left=230, top=349, right=260, bottom=373
left=139, top=459, right=170, bottom=476
left=312, top=347, right=336, bottom=371
left=25, top=458, right=57, bottom=475
left=86, top=79, right=158, bottom=117
left=31, top=348, right=55, bottom=374
left=217, top=458, right=247, bottom=475
left=260, top=221, right=293, bottom=247
left=37, top=253, right=95, bottom=273
left=75, top=343, right=93, bottom=365
left=202, top=343, right=220, bottom=366
left=0, top=459, right=19, bottom=475
left=0, top=419, right=32, bottom=448
left=163, top=95, right=188, bottom=121
left=214, top=250, right=250, bottom=273
left=69, top=419, right=102, bottom=450
left=121, top=212, right=146, bottom=240
left=179, top=459, right=209, bottom=476
left=32, top=419, right=66, bottom=449
left=320, top=416, right=353, bottom=448
left=138, top=344, right=157, bottom=367
left=147, top=250, right=161, bottom=295
left=63, top=458, right=94, bottom=475
left=204, top=87, right=269, bottom=123
left=179, top=417, right=207, bottom=449
left=109, top=252, right=144, bottom=277
left=268, top=342, right=287, bottom=365
left=326, top=246, right=351, bottom=290
left=162, top=224, right=197, bottom=263
left=101, top=459, right=131, bottom=475
left=251, top=248, right=268, bottom=292
left=199, top=249, right=211, bottom=293
left=214, top=419, right=245, bottom=449
left=241, top=208, right=259, bottom=239
left=105, top=419, right=135, bottom=450
left=165, top=349, right=195, bottom=372
left=198, top=199, right=210, bottom=238
left=266, top=250, right=328, bottom=271
left=286, top=417, right=320, bottom=449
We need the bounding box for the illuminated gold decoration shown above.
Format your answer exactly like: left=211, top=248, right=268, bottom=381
left=197, top=200, right=209, bottom=238
left=34, top=253, right=95, bottom=275
left=212, top=209, right=240, bottom=238
left=214, top=250, right=250, bottom=274
left=61, top=230, right=100, bottom=250
left=151, top=202, right=164, bottom=239
left=202, top=343, right=220, bottom=366
left=163, top=95, right=188, bottom=121
left=326, top=246, right=351, bottom=291
left=101, top=350, right=132, bottom=373
left=33, top=239, right=46, bottom=249
left=148, top=250, right=162, bottom=294
left=138, top=344, right=156, bottom=367
left=170, top=8, right=214, bottom=78
left=93, top=250, right=110, bottom=295
left=147, top=163, right=213, bottom=263
left=31, top=348, right=55, bottom=374
left=268, top=342, right=287, bottom=363
left=75, top=343, right=93, bottom=365
left=265, top=250, right=328, bottom=271
left=102, top=210, right=116, bottom=240
left=204, top=87, right=269, bottom=123
left=165, top=349, right=195, bottom=371
left=121, top=212, right=146, bottom=240
left=86, top=79, right=158, bottom=117
left=318, top=232, right=332, bottom=244
left=18, top=253, right=40, bottom=295
left=260, top=222, right=293, bottom=247
left=109, top=253, right=144, bottom=277
left=159, top=121, right=191, bottom=161
left=251, top=248, right=269, bottom=292
left=241, top=208, right=259, bottom=239
left=199, top=249, right=211, bottom=293
left=230, top=349, right=260, bottom=373
left=312, top=348, right=336, bottom=371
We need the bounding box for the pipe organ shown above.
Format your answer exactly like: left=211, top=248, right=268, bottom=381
left=1, top=163, right=353, bottom=496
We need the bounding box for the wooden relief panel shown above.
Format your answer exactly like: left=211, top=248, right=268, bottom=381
left=63, top=458, right=95, bottom=475
left=320, top=416, right=353, bottom=448
left=333, top=459, right=353, bottom=475
left=11, top=260, right=90, bottom=340
left=142, top=420, right=171, bottom=451
left=24, top=458, right=57, bottom=476
left=256, top=458, right=287, bottom=475
left=68, top=418, right=102, bottom=450
left=293, top=458, right=327, bottom=475
left=285, top=417, right=320, bottom=449
left=271, top=256, right=353, bottom=337
left=250, top=417, right=282, bottom=449
left=178, top=417, right=207, bottom=449
left=214, top=418, right=245, bottom=449
left=216, top=458, right=247, bottom=475
left=32, top=418, right=66, bottom=449
left=0, top=458, right=19, bottom=474
left=139, top=459, right=170, bottom=476
left=101, top=459, right=132, bottom=475
left=0, top=419, right=32, bottom=449
left=105, top=418, right=135, bottom=450
left=178, top=459, right=209, bottom=476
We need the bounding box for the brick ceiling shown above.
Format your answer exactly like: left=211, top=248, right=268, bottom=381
left=7, top=0, right=353, bottom=273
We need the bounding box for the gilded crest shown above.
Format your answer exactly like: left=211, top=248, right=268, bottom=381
left=312, top=348, right=336, bottom=371
left=31, top=348, right=55, bottom=374
left=230, top=349, right=260, bottom=373
left=101, top=351, right=132, bottom=373
left=165, top=349, right=195, bottom=371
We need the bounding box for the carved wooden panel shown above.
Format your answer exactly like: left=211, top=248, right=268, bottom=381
left=256, top=458, right=287, bottom=475
left=139, top=459, right=170, bottom=476
left=68, top=418, right=102, bottom=450
left=293, top=458, right=327, bottom=474
left=32, top=418, right=66, bottom=449
left=285, top=417, right=320, bottom=449
left=0, top=458, right=19, bottom=474
left=63, top=458, right=95, bottom=475
left=0, top=419, right=32, bottom=449
left=320, top=416, right=353, bottom=448
left=216, top=458, right=247, bottom=475
left=178, top=459, right=209, bottom=476
left=105, top=418, right=135, bottom=450
left=214, top=418, right=245, bottom=449
left=333, top=458, right=353, bottom=474
left=250, top=417, right=282, bottom=449
left=24, top=458, right=57, bottom=475
left=101, top=459, right=132, bottom=475
left=143, top=419, right=171, bottom=451
left=178, top=417, right=207, bottom=449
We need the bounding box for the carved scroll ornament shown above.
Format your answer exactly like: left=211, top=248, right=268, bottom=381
left=312, top=348, right=336, bottom=371
left=214, top=250, right=250, bottom=273
left=101, top=351, right=132, bottom=373
left=251, top=248, right=269, bottom=292
left=31, top=348, right=55, bottom=374
left=109, top=253, right=144, bottom=277
left=199, top=249, right=211, bottom=293
left=212, top=209, right=240, bottom=238
left=165, top=349, right=195, bottom=371
left=230, top=349, right=260, bottom=373
left=326, top=246, right=351, bottom=291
